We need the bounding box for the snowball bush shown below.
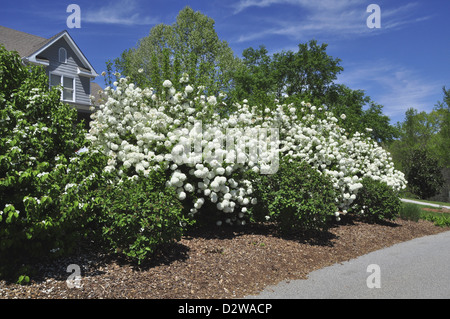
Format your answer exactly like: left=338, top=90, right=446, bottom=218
left=87, top=74, right=406, bottom=225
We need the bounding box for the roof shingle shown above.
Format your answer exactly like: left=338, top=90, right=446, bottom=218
left=0, top=25, right=54, bottom=57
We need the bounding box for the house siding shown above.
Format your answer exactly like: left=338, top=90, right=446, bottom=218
left=40, top=38, right=91, bottom=107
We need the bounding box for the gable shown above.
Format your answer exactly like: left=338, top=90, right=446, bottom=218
left=39, top=37, right=85, bottom=69
left=25, top=31, right=98, bottom=77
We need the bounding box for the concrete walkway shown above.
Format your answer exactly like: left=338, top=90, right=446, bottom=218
left=400, top=198, right=450, bottom=209
left=246, top=230, right=450, bottom=299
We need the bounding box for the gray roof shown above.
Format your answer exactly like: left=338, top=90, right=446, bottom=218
left=0, top=26, right=58, bottom=57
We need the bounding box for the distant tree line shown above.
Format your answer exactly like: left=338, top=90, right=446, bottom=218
left=386, top=88, right=449, bottom=200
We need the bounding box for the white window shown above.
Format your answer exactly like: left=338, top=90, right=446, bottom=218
left=59, top=47, right=67, bottom=63
left=50, top=73, right=75, bottom=102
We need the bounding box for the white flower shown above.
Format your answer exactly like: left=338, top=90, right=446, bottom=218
left=185, top=85, right=194, bottom=94
left=163, top=80, right=172, bottom=88
left=207, top=96, right=217, bottom=105
left=184, top=183, right=194, bottom=192
left=64, top=183, right=76, bottom=192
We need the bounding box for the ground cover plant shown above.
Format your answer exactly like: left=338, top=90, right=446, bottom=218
left=399, top=201, right=450, bottom=227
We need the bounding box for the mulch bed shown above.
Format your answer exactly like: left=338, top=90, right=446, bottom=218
left=0, top=216, right=448, bottom=299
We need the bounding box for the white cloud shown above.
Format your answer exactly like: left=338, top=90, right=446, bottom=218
left=232, top=0, right=429, bottom=42
left=233, top=0, right=363, bottom=14
left=84, top=0, right=158, bottom=26
left=336, top=61, right=441, bottom=122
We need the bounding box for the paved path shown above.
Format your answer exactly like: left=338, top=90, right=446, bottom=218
left=400, top=198, right=450, bottom=209
left=246, top=230, right=450, bottom=299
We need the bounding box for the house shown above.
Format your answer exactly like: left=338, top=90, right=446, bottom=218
left=0, top=25, right=99, bottom=125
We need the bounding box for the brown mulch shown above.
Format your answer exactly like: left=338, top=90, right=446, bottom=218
left=0, top=216, right=448, bottom=299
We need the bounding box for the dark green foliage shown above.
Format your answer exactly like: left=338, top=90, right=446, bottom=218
left=353, top=177, right=402, bottom=222
left=0, top=45, right=100, bottom=279
left=93, top=168, right=190, bottom=264
left=403, top=148, right=444, bottom=199
left=249, top=157, right=337, bottom=234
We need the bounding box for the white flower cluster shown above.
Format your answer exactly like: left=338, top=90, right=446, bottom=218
left=87, top=75, right=406, bottom=224
left=271, top=102, right=406, bottom=213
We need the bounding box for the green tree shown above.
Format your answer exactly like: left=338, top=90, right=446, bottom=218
left=112, top=6, right=240, bottom=95
left=429, top=87, right=450, bottom=167
left=272, top=40, right=344, bottom=99
left=231, top=41, right=396, bottom=143
left=389, top=106, right=442, bottom=172
left=233, top=40, right=343, bottom=103
left=361, top=101, right=399, bottom=144
left=231, top=45, right=276, bottom=106
left=403, top=148, right=444, bottom=199
left=386, top=87, right=450, bottom=199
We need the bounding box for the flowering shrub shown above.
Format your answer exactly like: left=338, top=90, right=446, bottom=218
left=0, top=46, right=108, bottom=279
left=87, top=73, right=407, bottom=227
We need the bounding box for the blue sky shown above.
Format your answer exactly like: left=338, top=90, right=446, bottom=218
left=1, top=0, right=449, bottom=124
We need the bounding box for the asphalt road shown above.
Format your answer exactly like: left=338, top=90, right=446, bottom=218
left=246, top=230, right=450, bottom=299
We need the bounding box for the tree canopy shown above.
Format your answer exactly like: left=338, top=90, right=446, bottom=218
left=108, top=7, right=400, bottom=145
left=231, top=41, right=397, bottom=143
left=389, top=88, right=450, bottom=171
left=111, top=6, right=240, bottom=95
left=385, top=88, right=450, bottom=199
